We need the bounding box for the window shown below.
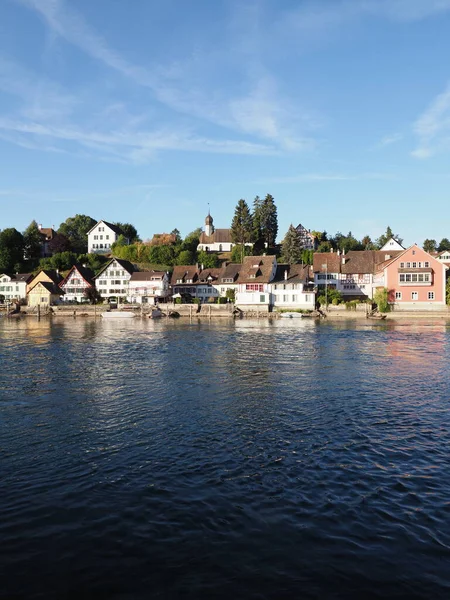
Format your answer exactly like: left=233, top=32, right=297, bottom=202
left=106, top=235, right=109, bottom=240
left=94, top=235, right=98, bottom=240
left=273, top=284, right=277, bottom=290
left=418, top=262, right=422, bottom=268
left=400, top=262, right=405, bottom=268
left=246, top=284, right=264, bottom=292
left=305, top=295, right=309, bottom=302
left=424, top=262, right=430, bottom=267
left=395, top=292, right=402, bottom=300
left=283, top=294, right=288, bottom=302
left=399, top=273, right=430, bottom=284
left=412, top=262, right=417, bottom=268
left=411, top=292, right=418, bottom=300
left=292, top=294, right=297, bottom=302
left=428, top=292, right=435, bottom=300
left=412, top=250, right=416, bottom=255
left=406, top=262, right=411, bottom=268
left=260, top=295, right=265, bottom=303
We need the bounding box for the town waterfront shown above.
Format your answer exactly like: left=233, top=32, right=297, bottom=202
left=1, top=319, right=450, bottom=599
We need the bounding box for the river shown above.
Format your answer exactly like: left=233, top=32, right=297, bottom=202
left=1, top=317, right=450, bottom=599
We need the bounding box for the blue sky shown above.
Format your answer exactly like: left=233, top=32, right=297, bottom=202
left=1, top=0, right=450, bottom=245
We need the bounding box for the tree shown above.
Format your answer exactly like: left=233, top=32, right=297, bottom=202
left=317, top=241, right=332, bottom=253
left=361, top=235, right=375, bottom=250
left=260, top=194, right=278, bottom=247
left=198, top=250, right=219, bottom=268
left=225, top=288, right=236, bottom=302
left=84, top=287, right=102, bottom=305
left=0, top=228, right=24, bottom=273
left=114, top=222, right=140, bottom=243
left=374, top=287, right=390, bottom=313
left=231, top=199, right=253, bottom=262
left=176, top=250, right=195, bottom=265
left=301, top=249, right=314, bottom=265
left=39, top=251, right=78, bottom=272
left=171, top=228, right=182, bottom=244
left=375, top=226, right=403, bottom=249
left=281, top=225, right=302, bottom=264
left=230, top=244, right=252, bottom=263
left=438, top=238, right=450, bottom=252
left=423, top=239, right=437, bottom=253
left=47, top=233, right=71, bottom=254
left=58, top=215, right=96, bottom=254
left=114, top=234, right=128, bottom=248
left=252, top=196, right=263, bottom=244
left=182, top=228, right=202, bottom=253
left=23, top=220, right=42, bottom=263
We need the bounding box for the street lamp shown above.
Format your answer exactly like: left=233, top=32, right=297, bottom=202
left=322, top=262, right=328, bottom=310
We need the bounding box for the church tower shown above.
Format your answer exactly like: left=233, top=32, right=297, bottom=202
left=205, top=211, right=214, bottom=237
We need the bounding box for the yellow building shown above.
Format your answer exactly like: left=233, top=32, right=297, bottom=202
left=28, top=281, right=64, bottom=307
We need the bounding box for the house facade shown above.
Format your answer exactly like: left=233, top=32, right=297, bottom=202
left=313, top=249, right=403, bottom=300
left=379, top=237, right=405, bottom=252
left=171, top=265, right=221, bottom=302
left=269, top=264, right=315, bottom=310
left=59, top=265, right=95, bottom=303
left=211, top=263, right=242, bottom=299
left=376, top=245, right=448, bottom=310
left=27, top=270, right=63, bottom=294
left=0, top=273, right=34, bottom=302
left=28, top=281, right=64, bottom=307
left=94, top=258, right=135, bottom=301
left=295, top=224, right=318, bottom=250
left=236, top=255, right=278, bottom=309
left=128, top=271, right=170, bottom=304
left=87, top=220, right=127, bottom=254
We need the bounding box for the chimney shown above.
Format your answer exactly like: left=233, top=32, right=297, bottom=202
left=201, top=264, right=204, bottom=271
left=284, top=269, right=288, bottom=281
left=331, top=248, right=334, bottom=253
left=337, top=249, right=340, bottom=256
left=39, top=224, right=43, bottom=230
left=56, top=269, right=59, bottom=274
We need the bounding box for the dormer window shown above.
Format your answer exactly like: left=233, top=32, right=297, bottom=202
left=176, top=278, right=183, bottom=283
left=249, top=274, right=256, bottom=279
left=186, top=279, right=193, bottom=283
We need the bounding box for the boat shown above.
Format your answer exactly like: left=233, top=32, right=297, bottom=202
left=279, top=312, right=303, bottom=319
left=102, top=311, right=136, bottom=319
left=149, top=308, right=163, bottom=319
left=367, top=314, right=387, bottom=320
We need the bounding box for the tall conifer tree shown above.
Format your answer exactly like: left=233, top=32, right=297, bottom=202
left=260, top=194, right=278, bottom=247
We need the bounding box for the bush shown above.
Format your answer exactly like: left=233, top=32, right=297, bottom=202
left=217, top=297, right=227, bottom=304
left=193, top=298, right=201, bottom=305
left=175, top=297, right=182, bottom=304
left=374, top=287, right=390, bottom=313
left=345, top=300, right=359, bottom=311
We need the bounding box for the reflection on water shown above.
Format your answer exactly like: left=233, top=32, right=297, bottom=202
left=1, top=318, right=450, bottom=599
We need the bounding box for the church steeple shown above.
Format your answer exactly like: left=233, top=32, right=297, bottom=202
left=205, top=209, right=214, bottom=237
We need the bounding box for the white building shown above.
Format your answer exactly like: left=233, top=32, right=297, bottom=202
left=269, top=264, right=315, bottom=310
left=87, top=220, right=128, bottom=254
left=0, top=273, right=34, bottom=302
left=94, top=258, right=135, bottom=301
left=379, top=237, right=405, bottom=252
left=59, top=265, right=95, bottom=303
left=128, top=271, right=170, bottom=304
left=197, top=212, right=236, bottom=253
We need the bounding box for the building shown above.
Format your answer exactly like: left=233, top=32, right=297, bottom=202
left=128, top=271, right=170, bottom=304
left=269, top=264, right=315, bottom=310
left=197, top=212, right=234, bottom=252
left=87, top=220, right=128, bottom=254
left=59, top=265, right=95, bottom=303
left=93, top=258, right=135, bottom=301
left=38, top=225, right=57, bottom=257
left=28, top=281, right=64, bottom=307
left=0, top=273, right=34, bottom=302
left=375, top=244, right=448, bottom=310
left=379, top=237, right=405, bottom=252
left=295, top=224, right=318, bottom=250
left=212, top=263, right=242, bottom=299
left=236, top=255, right=278, bottom=309
left=313, top=249, right=403, bottom=300
left=171, top=265, right=221, bottom=302
left=27, top=270, right=63, bottom=294
left=435, top=250, right=450, bottom=268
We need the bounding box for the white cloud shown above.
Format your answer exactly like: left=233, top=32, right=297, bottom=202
left=16, top=0, right=316, bottom=153
left=379, top=133, right=403, bottom=147
left=412, top=83, right=450, bottom=159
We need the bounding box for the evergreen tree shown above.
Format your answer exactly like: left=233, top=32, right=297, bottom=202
left=230, top=199, right=253, bottom=261
left=260, top=193, right=278, bottom=247
left=23, top=220, right=43, bottom=263
left=252, top=196, right=263, bottom=243
left=423, top=239, right=437, bottom=253
left=198, top=250, right=219, bottom=268
left=438, top=238, right=450, bottom=252
left=281, top=225, right=302, bottom=264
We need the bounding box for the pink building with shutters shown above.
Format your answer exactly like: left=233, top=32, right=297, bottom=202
left=375, top=244, right=448, bottom=310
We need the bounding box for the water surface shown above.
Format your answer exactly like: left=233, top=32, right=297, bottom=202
left=1, top=318, right=450, bottom=599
